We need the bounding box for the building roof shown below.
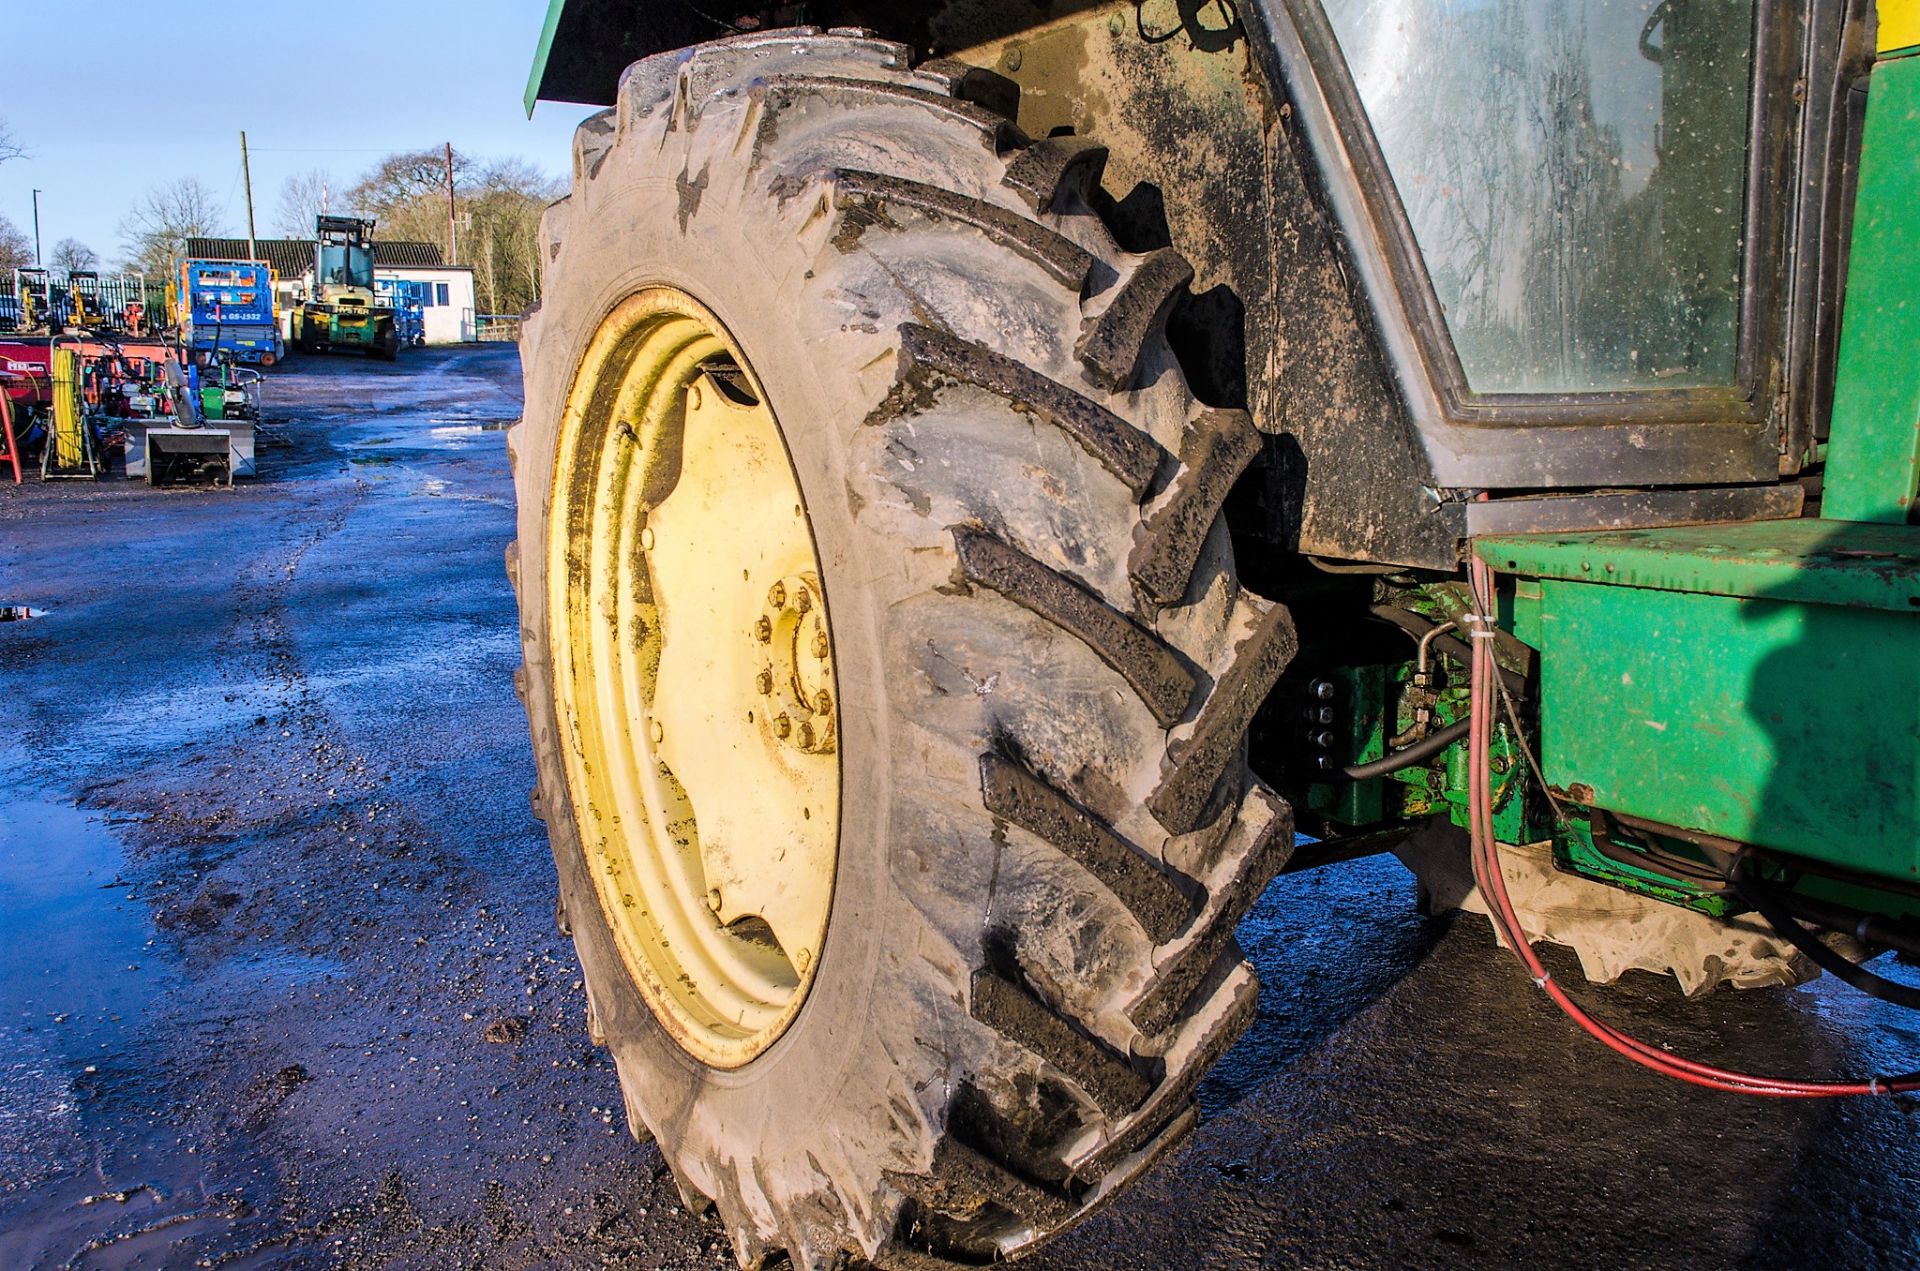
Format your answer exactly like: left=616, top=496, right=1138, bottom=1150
left=184, top=237, right=445, bottom=277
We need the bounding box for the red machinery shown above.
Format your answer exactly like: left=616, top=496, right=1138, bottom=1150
left=0, top=334, right=189, bottom=478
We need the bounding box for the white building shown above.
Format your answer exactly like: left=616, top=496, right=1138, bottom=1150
left=375, top=264, right=477, bottom=344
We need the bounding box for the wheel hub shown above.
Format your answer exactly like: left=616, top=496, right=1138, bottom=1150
left=546, top=288, right=840, bottom=1068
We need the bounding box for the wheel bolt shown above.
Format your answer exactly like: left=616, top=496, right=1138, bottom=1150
left=773, top=713, right=791, bottom=738
left=814, top=689, right=831, bottom=716
left=756, top=669, right=773, bottom=695
left=797, top=720, right=815, bottom=748
left=768, top=582, right=786, bottom=608
left=706, top=888, right=722, bottom=912
left=795, top=948, right=811, bottom=972
left=756, top=616, right=772, bottom=643
left=812, top=630, right=829, bottom=658
left=794, top=590, right=811, bottom=614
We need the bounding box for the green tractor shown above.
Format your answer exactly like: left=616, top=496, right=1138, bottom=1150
left=291, top=215, right=399, bottom=360
left=507, top=2, right=1920, bottom=1265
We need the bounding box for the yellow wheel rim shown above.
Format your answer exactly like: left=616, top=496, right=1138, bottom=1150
left=547, top=288, right=840, bottom=1068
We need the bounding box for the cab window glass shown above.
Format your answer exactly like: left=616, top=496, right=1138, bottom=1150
left=1321, top=0, right=1757, bottom=393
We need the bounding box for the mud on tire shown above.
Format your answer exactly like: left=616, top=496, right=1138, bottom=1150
left=506, top=28, right=1296, bottom=1269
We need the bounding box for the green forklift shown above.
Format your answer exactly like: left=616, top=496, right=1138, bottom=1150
left=507, top=2, right=1920, bottom=1265
left=291, top=215, right=399, bottom=360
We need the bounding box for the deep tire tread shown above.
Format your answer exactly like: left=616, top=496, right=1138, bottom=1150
left=1130, top=784, right=1292, bottom=1036
left=971, top=970, right=1151, bottom=1117
left=980, top=751, right=1196, bottom=945
left=1130, top=408, right=1262, bottom=606
left=950, top=525, right=1195, bottom=726
left=871, top=322, right=1164, bottom=498
left=1076, top=247, right=1194, bottom=391
left=756, top=75, right=1026, bottom=156
left=831, top=169, right=1094, bottom=289
left=890, top=1139, right=1073, bottom=1228
left=1148, top=602, right=1300, bottom=834
left=1001, top=136, right=1110, bottom=213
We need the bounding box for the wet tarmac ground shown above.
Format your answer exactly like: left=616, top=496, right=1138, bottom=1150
left=0, top=345, right=1915, bottom=1269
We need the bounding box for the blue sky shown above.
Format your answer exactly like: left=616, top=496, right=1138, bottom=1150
left=0, top=0, right=589, bottom=267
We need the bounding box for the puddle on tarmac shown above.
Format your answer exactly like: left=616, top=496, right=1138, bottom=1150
left=0, top=785, right=335, bottom=1267
left=422, top=419, right=516, bottom=449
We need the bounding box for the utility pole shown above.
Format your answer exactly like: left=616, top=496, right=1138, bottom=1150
left=444, top=143, right=458, bottom=266
left=30, top=189, right=41, bottom=265
left=239, top=130, right=258, bottom=262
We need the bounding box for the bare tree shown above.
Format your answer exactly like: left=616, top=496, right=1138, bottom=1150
left=0, top=118, right=23, bottom=165
left=0, top=215, right=31, bottom=274
left=117, top=178, right=227, bottom=277
left=49, top=238, right=98, bottom=272
left=273, top=168, right=337, bottom=237
left=348, top=148, right=469, bottom=254
left=345, top=149, right=561, bottom=314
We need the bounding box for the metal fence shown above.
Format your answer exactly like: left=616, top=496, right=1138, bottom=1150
left=1, top=269, right=158, bottom=334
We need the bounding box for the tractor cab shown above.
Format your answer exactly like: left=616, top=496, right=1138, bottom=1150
left=293, top=215, right=399, bottom=359
left=314, top=215, right=378, bottom=304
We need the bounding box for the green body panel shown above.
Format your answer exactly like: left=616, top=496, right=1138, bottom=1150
left=297, top=302, right=393, bottom=350
left=525, top=0, right=567, bottom=116
left=1822, top=52, right=1920, bottom=522
left=1474, top=37, right=1920, bottom=911
left=1305, top=660, right=1537, bottom=842
left=1477, top=520, right=1920, bottom=612
left=1552, top=815, right=1734, bottom=919
left=1477, top=523, right=1920, bottom=888
left=1305, top=665, right=1387, bottom=825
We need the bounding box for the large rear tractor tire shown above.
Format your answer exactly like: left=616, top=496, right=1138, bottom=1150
left=508, top=29, right=1296, bottom=1268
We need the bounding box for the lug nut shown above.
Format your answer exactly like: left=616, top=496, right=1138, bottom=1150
left=773, top=713, right=791, bottom=738
left=1311, top=730, right=1336, bottom=749
left=794, top=589, right=811, bottom=614
left=814, top=689, right=832, bottom=716
left=797, top=720, right=815, bottom=748
left=812, top=629, right=829, bottom=659
left=706, top=888, right=722, bottom=912
left=795, top=948, right=811, bottom=972
left=756, top=616, right=772, bottom=643
left=1314, top=754, right=1336, bottom=771
left=768, top=582, right=786, bottom=608
left=756, top=669, right=773, bottom=695
left=1310, top=678, right=1337, bottom=702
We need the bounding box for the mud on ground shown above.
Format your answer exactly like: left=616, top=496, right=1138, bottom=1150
left=1, top=346, right=1915, bottom=1269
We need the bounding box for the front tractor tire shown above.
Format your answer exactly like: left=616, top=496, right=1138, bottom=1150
left=508, top=30, right=1295, bottom=1268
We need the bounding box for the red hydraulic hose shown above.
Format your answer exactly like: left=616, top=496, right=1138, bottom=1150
left=1463, top=555, right=1918, bottom=1098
